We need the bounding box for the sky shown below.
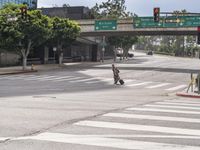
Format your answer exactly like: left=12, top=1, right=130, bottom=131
left=38, top=0, right=200, bottom=16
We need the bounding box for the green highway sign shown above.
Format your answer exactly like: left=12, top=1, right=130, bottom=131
left=134, top=16, right=200, bottom=28
left=95, top=20, right=117, bottom=31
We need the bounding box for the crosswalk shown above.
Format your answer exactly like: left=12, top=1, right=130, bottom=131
left=0, top=74, right=187, bottom=91
left=14, top=99, right=200, bottom=149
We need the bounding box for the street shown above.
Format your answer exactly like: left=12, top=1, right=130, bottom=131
left=1, top=51, right=200, bottom=150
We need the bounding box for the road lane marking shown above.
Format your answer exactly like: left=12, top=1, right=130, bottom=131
left=103, top=113, right=200, bottom=123
left=69, top=78, right=96, bottom=83
left=75, top=120, right=200, bottom=136
left=0, top=137, right=10, bottom=141
left=155, top=102, right=200, bottom=107
left=51, top=76, right=73, bottom=80
left=126, top=82, right=152, bottom=87
left=17, top=133, right=200, bottom=150
left=165, top=85, right=187, bottom=91
left=55, top=77, right=84, bottom=82
left=164, top=99, right=200, bottom=105
left=145, top=104, right=200, bottom=111
left=126, top=107, right=200, bottom=115
left=33, top=76, right=58, bottom=81
left=23, top=75, right=50, bottom=80
left=0, top=75, right=37, bottom=80
left=146, top=83, right=171, bottom=89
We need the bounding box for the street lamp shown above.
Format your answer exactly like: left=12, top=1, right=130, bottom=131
left=53, top=47, right=57, bottom=64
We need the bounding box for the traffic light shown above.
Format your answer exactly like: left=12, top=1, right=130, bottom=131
left=153, top=7, right=160, bottom=22
left=20, top=7, right=27, bottom=19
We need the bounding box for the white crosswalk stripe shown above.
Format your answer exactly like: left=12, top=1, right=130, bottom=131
left=165, top=84, right=187, bottom=91
left=16, top=132, right=200, bottom=150
left=75, top=120, right=200, bottom=136
left=155, top=101, right=200, bottom=107
left=0, top=74, right=188, bottom=92
left=145, top=104, right=200, bottom=110
left=146, top=83, right=171, bottom=89
left=126, top=107, right=200, bottom=114
left=103, top=113, right=200, bottom=123
left=126, top=81, right=153, bottom=87
left=6, top=99, right=200, bottom=149
left=69, top=77, right=96, bottom=83
left=164, top=99, right=200, bottom=104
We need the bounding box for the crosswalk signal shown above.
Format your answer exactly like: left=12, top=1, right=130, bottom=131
left=154, top=7, right=160, bottom=22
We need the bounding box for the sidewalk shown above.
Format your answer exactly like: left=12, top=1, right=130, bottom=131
left=0, top=64, right=64, bottom=75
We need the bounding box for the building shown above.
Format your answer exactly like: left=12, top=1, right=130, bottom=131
left=0, top=0, right=37, bottom=9
left=41, top=6, right=93, bottom=20
left=37, top=6, right=98, bottom=64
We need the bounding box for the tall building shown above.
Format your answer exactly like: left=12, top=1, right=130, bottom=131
left=41, top=6, right=92, bottom=20
left=0, top=0, right=37, bottom=9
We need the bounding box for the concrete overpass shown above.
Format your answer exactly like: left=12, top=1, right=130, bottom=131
left=77, top=19, right=198, bottom=37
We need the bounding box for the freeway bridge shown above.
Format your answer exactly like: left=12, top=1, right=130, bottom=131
left=77, top=19, right=199, bottom=37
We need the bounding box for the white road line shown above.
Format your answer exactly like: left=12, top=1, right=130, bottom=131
left=123, top=79, right=136, bottom=83
left=68, top=78, right=89, bottom=83
left=55, top=77, right=84, bottom=82
left=23, top=76, right=56, bottom=81
left=146, top=83, right=171, bottom=89
left=126, top=107, right=200, bottom=115
left=23, top=75, right=49, bottom=80
left=15, top=134, right=200, bottom=139
left=145, top=104, right=200, bottom=111
left=35, top=76, right=58, bottom=81
left=0, top=137, right=9, bottom=141
left=85, top=80, right=101, bottom=84
left=164, top=99, right=200, bottom=105
left=17, top=133, right=200, bottom=150
left=0, top=75, right=35, bottom=80
left=70, top=78, right=96, bottom=83
left=103, top=113, right=200, bottom=123
left=52, top=76, right=73, bottom=81
left=155, top=102, right=200, bottom=107
left=75, top=120, right=200, bottom=136
left=165, top=85, right=187, bottom=91
left=126, top=82, right=152, bottom=87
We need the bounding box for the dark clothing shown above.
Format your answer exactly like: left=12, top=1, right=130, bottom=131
left=112, top=65, right=120, bottom=84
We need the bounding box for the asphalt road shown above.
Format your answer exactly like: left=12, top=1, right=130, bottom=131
left=0, top=51, right=200, bottom=150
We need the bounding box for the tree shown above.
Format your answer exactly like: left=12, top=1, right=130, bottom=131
left=108, top=36, right=138, bottom=59
left=91, top=0, right=132, bottom=19
left=50, top=17, right=80, bottom=65
left=0, top=4, right=51, bottom=70
left=91, top=0, right=137, bottom=61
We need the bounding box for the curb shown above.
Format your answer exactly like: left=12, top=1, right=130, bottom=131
left=176, top=92, right=200, bottom=98
left=0, top=70, right=38, bottom=75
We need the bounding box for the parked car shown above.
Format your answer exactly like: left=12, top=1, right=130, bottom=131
left=147, top=51, right=153, bottom=55
left=128, top=50, right=134, bottom=58
left=116, top=48, right=123, bottom=57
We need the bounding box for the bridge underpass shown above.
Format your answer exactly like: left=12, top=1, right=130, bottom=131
left=77, top=19, right=199, bottom=37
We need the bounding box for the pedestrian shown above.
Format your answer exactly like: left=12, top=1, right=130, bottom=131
left=112, top=64, right=120, bottom=84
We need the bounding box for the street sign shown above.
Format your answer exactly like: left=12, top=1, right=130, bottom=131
left=95, top=20, right=117, bottom=31
left=134, top=16, right=200, bottom=28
